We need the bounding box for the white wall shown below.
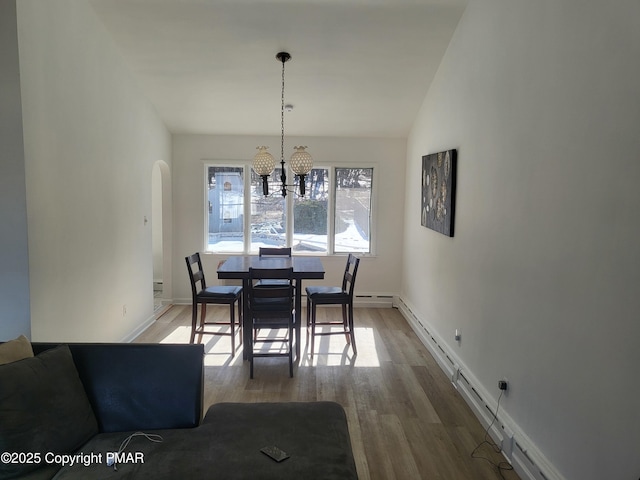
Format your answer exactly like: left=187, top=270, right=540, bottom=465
left=17, top=0, right=172, bottom=342
left=172, top=134, right=405, bottom=302
left=402, top=1, right=640, bottom=479
left=0, top=0, right=31, bottom=341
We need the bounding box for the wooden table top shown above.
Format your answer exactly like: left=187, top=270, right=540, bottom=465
left=217, top=256, right=325, bottom=280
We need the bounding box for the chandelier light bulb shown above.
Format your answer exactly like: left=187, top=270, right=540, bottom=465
left=253, top=146, right=276, bottom=196
left=253, top=146, right=276, bottom=176
left=290, top=146, right=313, bottom=175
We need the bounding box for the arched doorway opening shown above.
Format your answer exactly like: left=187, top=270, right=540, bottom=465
left=152, top=160, right=172, bottom=314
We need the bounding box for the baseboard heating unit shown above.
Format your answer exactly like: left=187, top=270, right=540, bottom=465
left=396, top=297, right=565, bottom=480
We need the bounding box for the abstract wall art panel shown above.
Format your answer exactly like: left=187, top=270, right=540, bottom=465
left=421, top=149, right=457, bottom=237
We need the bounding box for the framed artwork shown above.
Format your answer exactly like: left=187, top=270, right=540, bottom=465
left=421, top=149, right=457, bottom=237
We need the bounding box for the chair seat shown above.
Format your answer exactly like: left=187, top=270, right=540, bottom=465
left=255, top=279, right=291, bottom=287
left=306, top=286, right=347, bottom=300
left=198, top=285, right=242, bottom=300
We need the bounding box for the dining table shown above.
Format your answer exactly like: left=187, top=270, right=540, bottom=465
left=217, top=255, right=325, bottom=361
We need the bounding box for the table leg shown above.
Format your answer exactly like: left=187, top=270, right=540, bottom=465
left=295, top=279, right=302, bottom=362
left=242, top=278, right=251, bottom=361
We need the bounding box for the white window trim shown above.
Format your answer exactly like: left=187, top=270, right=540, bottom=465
left=203, top=160, right=377, bottom=256
left=331, top=164, right=376, bottom=256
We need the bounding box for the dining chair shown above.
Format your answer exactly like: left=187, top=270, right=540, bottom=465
left=247, top=267, right=295, bottom=379
left=185, top=253, right=242, bottom=354
left=255, top=247, right=292, bottom=288
left=305, top=254, right=360, bottom=358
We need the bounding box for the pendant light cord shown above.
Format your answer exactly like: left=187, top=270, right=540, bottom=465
left=280, top=55, right=287, bottom=196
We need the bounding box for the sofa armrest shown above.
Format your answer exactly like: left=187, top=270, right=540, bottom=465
left=32, top=343, right=204, bottom=433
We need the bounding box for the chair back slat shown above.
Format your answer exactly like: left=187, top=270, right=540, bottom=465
left=258, top=247, right=292, bottom=257
left=341, top=254, right=360, bottom=297
left=193, top=270, right=205, bottom=284
left=185, top=253, right=207, bottom=296
left=250, top=267, right=294, bottom=280
left=248, top=267, right=294, bottom=318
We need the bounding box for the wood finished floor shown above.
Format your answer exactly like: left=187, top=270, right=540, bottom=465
left=135, top=305, right=521, bottom=480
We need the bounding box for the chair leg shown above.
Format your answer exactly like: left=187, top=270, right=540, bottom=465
left=230, top=302, right=235, bottom=356
left=198, top=303, right=208, bottom=344
left=190, top=301, right=198, bottom=344
left=289, top=321, right=294, bottom=378
left=200, top=303, right=207, bottom=327
left=348, top=302, right=357, bottom=355
left=254, top=297, right=259, bottom=343
left=238, top=296, right=243, bottom=346
left=249, top=322, right=255, bottom=380
left=342, top=304, right=350, bottom=344
left=310, top=301, right=316, bottom=358
left=305, top=296, right=310, bottom=350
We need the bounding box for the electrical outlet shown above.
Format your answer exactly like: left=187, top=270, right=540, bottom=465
left=454, top=329, right=461, bottom=341
left=498, top=379, right=508, bottom=391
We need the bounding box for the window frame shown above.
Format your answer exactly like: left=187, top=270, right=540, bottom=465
left=332, top=166, right=375, bottom=255
left=203, top=160, right=376, bottom=256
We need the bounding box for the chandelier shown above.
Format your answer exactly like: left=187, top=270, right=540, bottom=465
left=252, top=52, right=313, bottom=197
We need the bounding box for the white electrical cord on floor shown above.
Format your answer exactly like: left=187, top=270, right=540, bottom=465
left=108, top=432, right=163, bottom=471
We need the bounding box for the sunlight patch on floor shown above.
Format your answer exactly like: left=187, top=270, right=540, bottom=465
left=158, top=325, right=191, bottom=343
left=158, top=325, right=381, bottom=368
left=301, top=327, right=379, bottom=367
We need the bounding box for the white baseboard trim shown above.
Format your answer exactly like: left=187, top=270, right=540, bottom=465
left=396, top=296, right=566, bottom=480
left=173, top=293, right=396, bottom=308
left=354, top=293, right=395, bottom=308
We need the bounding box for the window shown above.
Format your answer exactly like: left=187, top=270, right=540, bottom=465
left=250, top=168, right=286, bottom=250
left=293, top=168, right=329, bottom=253
left=206, top=166, right=244, bottom=253
left=205, top=164, right=373, bottom=255
left=334, top=168, right=373, bottom=253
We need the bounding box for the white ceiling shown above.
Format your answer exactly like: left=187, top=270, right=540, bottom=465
left=89, top=0, right=467, bottom=138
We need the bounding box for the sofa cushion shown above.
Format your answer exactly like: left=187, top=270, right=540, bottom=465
left=50, top=402, right=358, bottom=480
left=31, top=343, right=205, bottom=433
left=0, top=335, right=34, bottom=365
left=0, top=345, right=98, bottom=479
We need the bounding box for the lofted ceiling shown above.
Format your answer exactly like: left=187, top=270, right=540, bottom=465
left=89, top=0, right=467, bottom=138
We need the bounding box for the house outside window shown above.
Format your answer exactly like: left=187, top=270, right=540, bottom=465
left=205, top=164, right=373, bottom=255
left=251, top=168, right=286, bottom=250
left=207, top=166, right=244, bottom=253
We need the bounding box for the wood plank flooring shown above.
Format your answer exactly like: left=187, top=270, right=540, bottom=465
left=135, top=305, right=521, bottom=480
